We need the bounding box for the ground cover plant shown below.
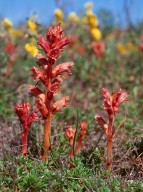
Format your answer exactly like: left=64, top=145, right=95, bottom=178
left=0, top=2, right=143, bottom=191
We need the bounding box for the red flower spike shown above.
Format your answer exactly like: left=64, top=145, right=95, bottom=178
left=96, top=88, right=128, bottom=170
left=29, top=24, right=74, bottom=161
left=75, top=121, right=87, bottom=155
left=4, top=41, right=18, bottom=77
left=4, top=41, right=16, bottom=55
left=38, top=24, right=71, bottom=61
left=15, top=101, right=38, bottom=129
left=52, top=62, right=74, bottom=77
left=79, top=121, right=87, bottom=139
left=101, top=88, right=128, bottom=115
left=15, top=102, right=31, bottom=127
left=92, top=41, right=105, bottom=59
left=52, top=96, right=70, bottom=114
left=15, top=101, right=38, bottom=155
left=65, top=121, right=87, bottom=169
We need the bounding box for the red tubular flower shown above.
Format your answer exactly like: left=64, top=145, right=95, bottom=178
left=30, top=67, right=47, bottom=84
left=65, top=126, right=76, bottom=146
left=52, top=96, right=70, bottom=114
left=15, top=101, right=38, bottom=155
left=95, top=115, right=108, bottom=134
left=29, top=24, right=74, bottom=161
left=36, top=54, right=49, bottom=69
left=52, top=62, right=74, bottom=77
left=92, top=41, right=105, bottom=59
left=75, top=121, right=87, bottom=155
left=95, top=88, right=128, bottom=170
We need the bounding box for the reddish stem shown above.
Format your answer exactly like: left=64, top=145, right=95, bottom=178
left=42, top=60, right=53, bottom=161
left=107, top=115, right=114, bottom=170
left=69, top=149, right=75, bottom=169
left=22, top=130, right=28, bottom=156
left=42, top=112, right=52, bottom=161
left=74, top=138, right=82, bottom=155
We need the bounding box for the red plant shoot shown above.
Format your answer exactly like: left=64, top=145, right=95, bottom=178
left=4, top=41, right=18, bottom=77
left=95, top=88, right=128, bottom=170
left=139, top=35, right=143, bottom=52
left=15, top=101, right=38, bottom=155
left=29, top=24, right=74, bottom=161
left=92, top=41, right=105, bottom=59
left=65, top=121, right=87, bottom=168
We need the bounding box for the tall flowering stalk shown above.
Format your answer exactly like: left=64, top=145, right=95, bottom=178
left=95, top=88, right=128, bottom=170
left=29, top=24, right=74, bottom=161
left=15, top=102, right=38, bottom=155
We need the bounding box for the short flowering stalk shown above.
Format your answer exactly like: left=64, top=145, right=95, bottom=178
left=15, top=102, right=38, bottom=155
left=29, top=24, right=74, bottom=161
left=4, top=41, right=17, bottom=77
left=92, top=41, right=105, bottom=59
left=96, top=88, right=128, bottom=170
left=65, top=121, right=87, bottom=168
left=74, top=121, right=87, bottom=155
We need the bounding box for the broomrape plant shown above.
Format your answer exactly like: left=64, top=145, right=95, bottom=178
left=95, top=88, right=128, bottom=170
left=28, top=24, right=74, bottom=161
left=65, top=121, right=87, bottom=168
left=15, top=102, right=38, bottom=155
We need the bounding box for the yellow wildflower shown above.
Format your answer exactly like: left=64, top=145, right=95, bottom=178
left=54, top=9, right=64, bottom=20
left=3, top=18, right=13, bottom=30
left=90, top=28, right=102, bottom=41
left=126, top=42, right=137, bottom=51
left=116, top=42, right=127, bottom=54
left=88, top=14, right=99, bottom=28
left=68, top=12, right=79, bottom=23
left=86, top=11, right=99, bottom=28
left=10, top=29, right=22, bottom=38
left=86, top=10, right=94, bottom=17
left=84, top=2, right=93, bottom=10
left=27, top=19, right=37, bottom=33
left=25, top=43, right=38, bottom=57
